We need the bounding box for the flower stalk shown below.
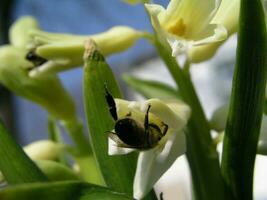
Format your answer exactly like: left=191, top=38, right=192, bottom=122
left=154, top=38, right=227, bottom=200
left=63, top=118, right=104, bottom=185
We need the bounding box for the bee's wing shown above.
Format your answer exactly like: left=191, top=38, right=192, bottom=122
left=108, top=132, right=139, bottom=149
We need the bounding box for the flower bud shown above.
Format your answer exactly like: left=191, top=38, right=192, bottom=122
left=209, top=103, right=229, bottom=132
left=0, top=45, right=76, bottom=120
left=9, top=16, right=39, bottom=48
left=27, top=26, right=143, bottom=77
left=23, top=140, right=65, bottom=160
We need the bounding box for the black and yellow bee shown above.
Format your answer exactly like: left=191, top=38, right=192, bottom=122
left=105, top=87, right=168, bottom=150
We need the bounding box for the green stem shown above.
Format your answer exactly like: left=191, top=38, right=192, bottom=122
left=63, top=118, right=104, bottom=185
left=154, top=40, right=227, bottom=200
left=221, top=0, right=267, bottom=199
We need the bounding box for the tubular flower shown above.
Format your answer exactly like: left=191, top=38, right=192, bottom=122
left=0, top=46, right=76, bottom=121
left=145, top=0, right=228, bottom=58
left=188, top=0, right=240, bottom=62
left=9, top=16, right=144, bottom=77
left=107, top=98, right=191, bottom=199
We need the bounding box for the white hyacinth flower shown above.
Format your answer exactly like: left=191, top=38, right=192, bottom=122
left=108, top=98, right=190, bottom=199
left=145, top=0, right=228, bottom=58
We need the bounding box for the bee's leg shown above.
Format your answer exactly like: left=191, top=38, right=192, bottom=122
left=104, top=84, right=118, bottom=121
left=162, top=122, right=169, bottom=136
left=144, top=104, right=151, bottom=146
left=160, top=192, right=164, bottom=200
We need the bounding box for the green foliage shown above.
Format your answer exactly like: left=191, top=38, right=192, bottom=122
left=0, top=120, right=47, bottom=184
left=0, top=181, right=131, bottom=200
left=123, top=74, right=180, bottom=100
left=83, top=41, right=137, bottom=194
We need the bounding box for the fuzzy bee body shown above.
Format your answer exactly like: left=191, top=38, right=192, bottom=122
left=105, top=87, right=168, bottom=149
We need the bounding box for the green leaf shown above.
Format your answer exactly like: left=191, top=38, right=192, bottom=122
left=122, top=74, right=180, bottom=100
left=82, top=41, right=137, bottom=195
left=0, top=119, right=47, bottom=184
left=83, top=42, right=157, bottom=200
left=0, top=181, right=131, bottom=200
left=221, top=0, right=267, bottom=199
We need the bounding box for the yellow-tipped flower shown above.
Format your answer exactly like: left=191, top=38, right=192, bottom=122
left=0, top=46, right=76, bottom=121
left=6, top=16, right=144, bottom=77
left=108, top=98, right=190, bottom=199
left=145, top=0, right=232, bottom=60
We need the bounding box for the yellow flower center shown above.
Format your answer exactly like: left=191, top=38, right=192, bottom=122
left=167, top=18, right=186, bottom=37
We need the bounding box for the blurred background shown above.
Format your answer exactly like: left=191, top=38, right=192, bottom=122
left=0, top=0, right=266, bottom=199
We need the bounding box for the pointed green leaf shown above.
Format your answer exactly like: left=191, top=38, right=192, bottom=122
left=221, top=0, right=267, bottom=198
left=0, top=120, right=47, bottom=184
left=0, top=181, right=131, bottom=200
left=83, top=40, right=137, bottom=195
left=123, top=74, right=180, bottom=100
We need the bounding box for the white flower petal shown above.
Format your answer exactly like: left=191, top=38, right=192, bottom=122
left=166, top=36, right=191, bottom=56
left=133, top=131, right=186, bottom=199
left=161, top=0, right=221, bottom=39
left=141, top=99, right=190, bottom=130
left=115, top=98, right=132, bottom=117
left=167, top=100, right=191, bottom=122
left=29, top=59, right=70, bottom=78
left=108, top=138, right=135, bottom=155
left=211, top=0, right=240, bottom=35
left=193, top=24, right=227, bottom=46
left=145, top=4, right=169, bottom=45
left=23, top=140, right=64, bottom=160
left=188, top=0, right=239, bottom=62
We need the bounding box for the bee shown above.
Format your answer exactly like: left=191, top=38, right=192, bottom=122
left=25, top=50, right=47, bottom=67
left=105, top=87, right=168, bottom=150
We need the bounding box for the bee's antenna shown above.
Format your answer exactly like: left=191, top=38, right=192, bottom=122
left=104, top=84, right=118, bottom=121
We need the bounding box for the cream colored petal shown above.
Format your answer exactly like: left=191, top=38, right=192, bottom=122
left=140, top=98, right=190, bottom=130
left=145, top=4, right=169, bottom=45
left=23, top=140, right=64, bottom=160
left=115, top=98, right=133, bottom=118
left=192, top=24, right=227, bottom=46
left=211, top=0, right=240, bottom=35
left=163, top=0, right=221, bottom=39
left=9, top=16, right=39, bottom=48
left=188, top=0, right=239, bottom=62
left=166, top=35, right=191, bottom=56
left=133, top=131, right=186, bottom=199
left=167, top=100, right=191, bottom=122
left=29, top=59, right=71, bottom=78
